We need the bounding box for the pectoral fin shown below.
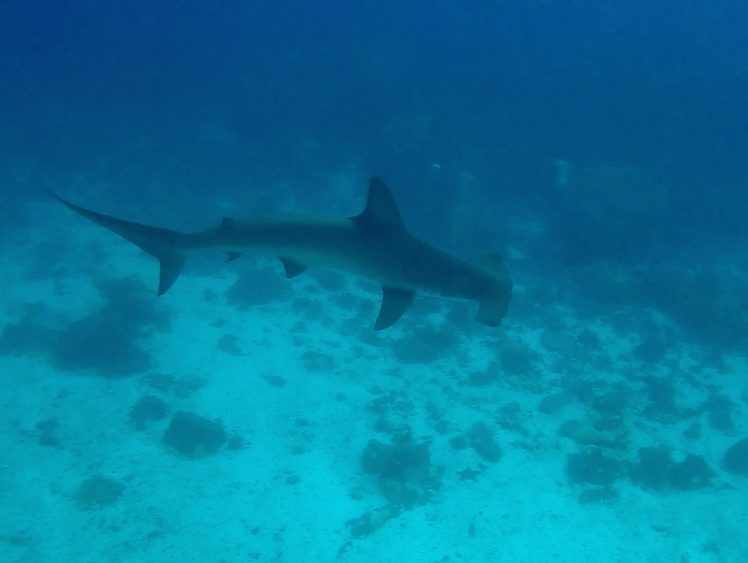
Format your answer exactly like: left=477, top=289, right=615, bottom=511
left=375, top=287, right=415, bottom=330
left=158, top=253, right=186, bottom=296
left=279, top=257, right=307, bottom=279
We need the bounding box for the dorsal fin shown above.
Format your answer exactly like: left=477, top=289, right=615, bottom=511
left=350, top=177, right=407, bottom=234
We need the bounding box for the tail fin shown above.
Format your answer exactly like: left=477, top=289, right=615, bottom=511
left=45, top=189, right=186, bottom=295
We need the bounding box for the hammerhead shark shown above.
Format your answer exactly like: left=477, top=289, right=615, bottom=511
left=47, top=177, right=512, bottom=330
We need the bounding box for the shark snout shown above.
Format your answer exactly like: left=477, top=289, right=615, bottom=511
left=476, top=276, right=512, bottom=327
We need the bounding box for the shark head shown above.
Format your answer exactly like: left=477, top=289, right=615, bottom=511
left=475, top=254, right=513, bottom=327
left=478, top=280, right=513, bottom=327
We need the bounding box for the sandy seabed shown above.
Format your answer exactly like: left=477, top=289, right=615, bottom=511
left=0, top=202, right=746, bottom=563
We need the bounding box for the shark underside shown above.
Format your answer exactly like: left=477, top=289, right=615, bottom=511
left=47, top=177, right=512, bottom=330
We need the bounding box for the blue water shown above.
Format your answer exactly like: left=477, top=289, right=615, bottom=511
left=2, top=2, right=747, bottom=561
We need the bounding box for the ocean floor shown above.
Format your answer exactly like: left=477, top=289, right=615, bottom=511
left=1, top=199, right=747, bottom=563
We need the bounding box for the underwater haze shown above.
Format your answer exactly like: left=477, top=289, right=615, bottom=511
left=2, top=1, right=748, bottom=561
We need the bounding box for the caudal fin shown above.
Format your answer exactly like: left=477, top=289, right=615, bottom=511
left=45, top=189, right=186, bottom=295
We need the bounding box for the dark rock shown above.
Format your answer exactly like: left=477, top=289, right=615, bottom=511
left=683, top=422, right=702, bottom=441
left=373, top=416, right=398, bottom=434
left=629, top=447, right=673, bottom=490
left=538, top=391, right=575, bottom=414
left=0, top=316, right=56, bottom=355
left=34, top=419, right=57, bottom=433
left=378, top=474, right=427, bottom=506
left=496, top=402, right=529, bottom=436
left=94, top=277, right=170, bottom=330
left=51, top=278, right=168, bottom=377
left=722, top=437, right=748, bottom=476
left=73, top=475, right=125, bottom=509
left=567, top=448, right=621, bottom=486
left=577, top=328, right=601, bottom=349
left=139, top=373, right=207, bottom=398
left=558, top=419, right=580, bottom=439
left=468, top=370, right=495, bottom=386
left=227, top=434, right=246, bottom=450
left=425, top=403, right=449, bottom=435
left=631, top=447, right=716, bottom=491
left=380, top=440, right=430, bottom=479
left=633, top=331, right=666, bottom=363
left=129, top=395, right=168, bottom=430
left=34, top=418, right=61, bottom=448
left=590, top=387, right=630, bottom=417
left=467, top=422, right=502, bottom=463
left=359, top=436, right=439, bottom=507
left=346, top=504, right=400, bottom=538
left=52, top=312, right=151, bottom=377
left=262, top=375, right=286, bottom=388
left=218, top=334, right=244, bottom=356
left=449, top=434, right=469, bottom=450
left=457, top=467, right=484, bottom=481
left=643, top=376, right=678, bottom=417
left=497, top=341, right=537, bottom=377
left=162, top=411, right=227, bottom=458
left=37, top=432, right=61, bottom=448
left=702, top=542, right=720, bottom=555
left=708, top=408, right=734, bottom=432
left=668, top=454, right=715, bottom=490
left=171, top=376, right=207, bottom=398
left=361, top=439, right=393, bottom=475
left=301, top=350, right=337, bottom=372
left=702, top=394, right=734, bottom=432
left=367, top=393, right=395, bottom=415
left=140, top=372, right=178, bottom=392
left=540, top=328, right=578, bottom=355
left=558, top=417, right=628, bottom=449
left=390, top=326, right=459, bottom=364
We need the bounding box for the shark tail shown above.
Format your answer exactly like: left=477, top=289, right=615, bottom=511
left=45, top=189, right=186, bottom=295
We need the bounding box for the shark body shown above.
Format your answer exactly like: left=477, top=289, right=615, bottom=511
left=48, top=177, right=512, bottom=330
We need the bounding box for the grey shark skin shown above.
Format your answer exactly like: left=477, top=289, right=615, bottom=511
left=47, top=177, right=512, bottom=330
